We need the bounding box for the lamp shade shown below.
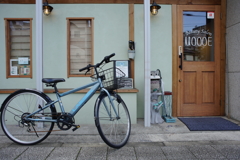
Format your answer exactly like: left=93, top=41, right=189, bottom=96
left=43, top=1, right=53, bottom=16
left=150, top=1, right=161, bottom=15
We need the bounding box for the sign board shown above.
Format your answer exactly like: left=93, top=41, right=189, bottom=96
left=207, top=12, right=214, bottom=19
left=11, top=66, right=18, bottom=75
left=118, top=78, right=133, bottom=89
left=114, top=60, right=130, bottom=78
left=18, top=57, right=29, bottom=64
left=19, top=65, right=30, bottom=75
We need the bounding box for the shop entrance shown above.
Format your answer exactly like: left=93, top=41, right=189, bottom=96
left=177, top=5, right=221, bottom=116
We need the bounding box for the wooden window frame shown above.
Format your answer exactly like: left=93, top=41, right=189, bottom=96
left=67, top=17, right=94, bottom=77
left=5, top=18, right=33, bottom=78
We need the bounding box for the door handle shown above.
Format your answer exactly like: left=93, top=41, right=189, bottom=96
left=178, top=46, right=183, bottom=70
left=179, top=52, right=183, bottom=70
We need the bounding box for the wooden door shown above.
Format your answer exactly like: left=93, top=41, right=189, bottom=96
left=177, top=5, right=221, bottom=116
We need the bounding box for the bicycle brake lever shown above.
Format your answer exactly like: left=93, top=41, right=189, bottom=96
left=85, top=69, right=90, bottom=75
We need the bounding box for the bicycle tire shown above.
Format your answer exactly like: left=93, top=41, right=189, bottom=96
left=94, top=92, right=131, bottom=148
left=0, top=89, right=55, bottom=145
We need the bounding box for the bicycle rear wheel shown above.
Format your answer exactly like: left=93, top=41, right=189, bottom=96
left=95, top=93, right=131, bottom=148
left=0, top=89, right=55, bottom=145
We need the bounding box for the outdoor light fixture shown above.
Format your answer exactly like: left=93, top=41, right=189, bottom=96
left=43, top=0, right=53, bottom=16
left=150, top=1, right=161, bottom=15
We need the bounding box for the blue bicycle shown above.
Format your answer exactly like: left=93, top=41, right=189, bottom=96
left=0, top=53, right=131, bottom=149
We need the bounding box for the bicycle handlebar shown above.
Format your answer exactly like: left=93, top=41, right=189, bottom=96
left=103, top=53, right=115, bottom=63
left=79, top=53, right=116, bottom=73
left=79, top=64, right=92, bottom=72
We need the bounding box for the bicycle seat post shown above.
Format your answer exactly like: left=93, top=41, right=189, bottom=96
left=46, top=83, right=59, bottom=93
left=52, top=83, right=59, bottom=93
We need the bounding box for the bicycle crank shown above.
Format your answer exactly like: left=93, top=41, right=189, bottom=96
left=57, top=114, right=75, bottom=130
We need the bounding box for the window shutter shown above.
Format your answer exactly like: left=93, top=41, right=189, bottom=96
left=69, top=20, right=93, bottom=75
left=10, top=21, right=31, bottom=58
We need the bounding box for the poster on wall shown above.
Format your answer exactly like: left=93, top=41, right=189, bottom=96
left=114, top=60, right=130, bottom=78
left=114, top=60, right=133, bottom=88
left=11, top=66, right=18, bottom=75
left=18, top=57, right=29, bottom=64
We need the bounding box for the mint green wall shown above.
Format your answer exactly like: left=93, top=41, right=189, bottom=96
left=41, top=4, right=135, bottom=123
left=0, top=4, right=136, bottom=124
left=0, top=3, right=172, bottom=121
left=42, top=4, right=129, bottom=88
left=134, top=4, right=172, bottom=118
left=0, top=4, right=36, bottom=89
left=0, top=4, right=129, bottom=89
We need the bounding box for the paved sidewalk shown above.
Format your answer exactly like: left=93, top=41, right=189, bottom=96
left=1, top=118, right=240, bottom=159
left=1, top=140, right=240, bottom=160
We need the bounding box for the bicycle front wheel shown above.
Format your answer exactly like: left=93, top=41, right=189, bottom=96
left=95, top=93, right=131, bottom=149
left=0, top=89, right=55, bottom=145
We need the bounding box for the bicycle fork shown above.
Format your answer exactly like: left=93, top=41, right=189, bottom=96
left=101, top=89, right=120, bottom=120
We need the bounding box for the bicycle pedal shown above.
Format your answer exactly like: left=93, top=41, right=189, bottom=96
left=72, top=125, right=80, bottom=132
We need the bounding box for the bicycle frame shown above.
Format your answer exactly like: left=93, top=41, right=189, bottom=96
left=26, top=78, right=119, bottom=123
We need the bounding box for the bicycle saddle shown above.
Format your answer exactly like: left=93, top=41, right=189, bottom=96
left=42, top=78, right=65, bottom=84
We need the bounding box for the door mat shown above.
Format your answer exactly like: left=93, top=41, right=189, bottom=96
left=178, top=117, right=240, bottom=131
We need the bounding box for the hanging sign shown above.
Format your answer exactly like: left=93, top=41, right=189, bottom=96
left=207, top=12, right=214, bottom=19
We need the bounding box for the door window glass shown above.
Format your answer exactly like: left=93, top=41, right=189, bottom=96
left=183, top=11, right=214, bottom=61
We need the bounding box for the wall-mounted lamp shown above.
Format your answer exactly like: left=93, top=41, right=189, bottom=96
left=43, top=0, right=53, bottom=16
left=150, top=1, right=161, bottom=15
left=128, top=40, right=135, bottom=59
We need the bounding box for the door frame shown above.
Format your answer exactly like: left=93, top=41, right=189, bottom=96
left=171, top=2, right=226, bottom=117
